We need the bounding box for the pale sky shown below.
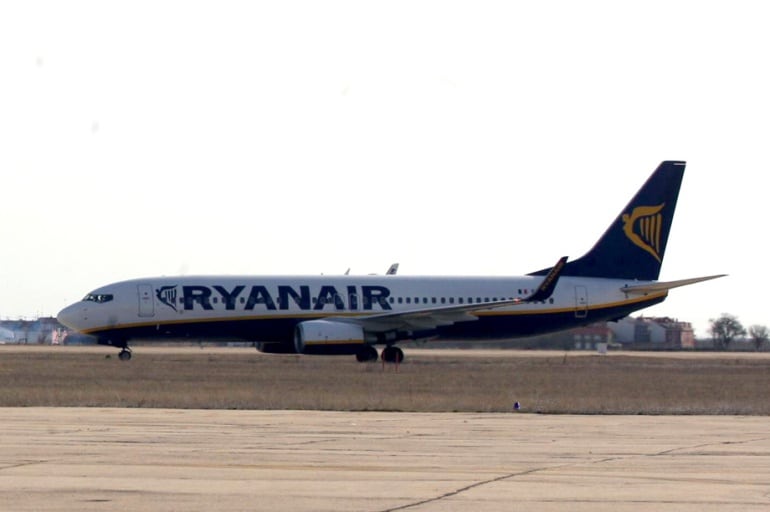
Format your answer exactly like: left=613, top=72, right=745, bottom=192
left=1, top=1, right=766, bottom=337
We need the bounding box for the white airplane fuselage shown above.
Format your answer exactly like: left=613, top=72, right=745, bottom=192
left=58, top=274, right=665, bottom=344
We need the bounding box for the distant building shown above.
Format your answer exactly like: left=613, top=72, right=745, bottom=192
left=0, top=317, right=65, bottom=344
left=0, top=326, right=14, bottom=343
left=571, top=324, right=614, bottom=350
left=608, top=316, right=695, bottom=349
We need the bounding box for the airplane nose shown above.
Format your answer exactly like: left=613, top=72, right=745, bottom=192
left=57, top=303, right=87, bottom=331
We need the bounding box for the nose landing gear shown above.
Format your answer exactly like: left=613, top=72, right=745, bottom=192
left=99, top=337, right=132, bottom=361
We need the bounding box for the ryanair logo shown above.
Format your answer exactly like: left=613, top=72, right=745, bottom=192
left=157, top=285, right=179, bottom=312
left=622, top=203, right=665, bottom=262
left=152, top=284, right=392, bottom=312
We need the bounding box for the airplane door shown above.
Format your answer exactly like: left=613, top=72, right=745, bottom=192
left=574, top=286, right=588, bottom=318
left=138, top=284, right=155, bottom=317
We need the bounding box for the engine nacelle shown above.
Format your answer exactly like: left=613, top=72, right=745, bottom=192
left=294, top=320, right=366, bottom=355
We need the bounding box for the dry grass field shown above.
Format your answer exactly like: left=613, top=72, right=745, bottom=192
left=1, top=346, right=769, bottom=414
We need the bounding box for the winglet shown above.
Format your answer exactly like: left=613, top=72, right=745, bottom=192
left=526, top=256, right=567, bottom=302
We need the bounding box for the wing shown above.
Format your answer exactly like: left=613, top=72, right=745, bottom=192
left=332, top=257, right=567, bottom=333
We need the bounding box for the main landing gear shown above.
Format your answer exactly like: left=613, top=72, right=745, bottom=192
left=354, top=345, right=404, bottom=364
left=118, top=348, right=132, bottom=361
left=381, top=346, right=404, bottom=364
left=355, top=345, right=379, bottom=362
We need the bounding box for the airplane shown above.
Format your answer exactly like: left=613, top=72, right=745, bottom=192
left=57, top=161, right=724, bottom=362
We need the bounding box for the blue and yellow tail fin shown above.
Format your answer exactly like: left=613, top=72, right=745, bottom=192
left=531, top=161, right=685, bottom=281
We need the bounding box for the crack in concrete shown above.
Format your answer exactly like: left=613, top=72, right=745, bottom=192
left=0, top=460, right=47, bottom=471
left=652, top=436, right=770, bottom=456
left=377, top=435, right=770, bottom=512
left=377, top=464, right=570, bottom=512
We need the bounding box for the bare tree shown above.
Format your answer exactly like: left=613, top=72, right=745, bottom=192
left=748, top=325, right=769, bottom=351
left=708, top=313, right=746, bottom=350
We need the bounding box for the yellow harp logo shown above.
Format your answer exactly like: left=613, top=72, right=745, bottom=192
left=622, top=203, right=665, bottom=263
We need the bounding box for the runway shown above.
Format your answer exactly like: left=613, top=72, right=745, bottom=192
left=1, top=408, right=768, bottom=511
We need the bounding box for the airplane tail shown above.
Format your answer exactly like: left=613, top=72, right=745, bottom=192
left=531, top=161, right=686, bottom=281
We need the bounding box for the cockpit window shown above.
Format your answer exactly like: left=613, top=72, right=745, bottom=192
left=83, top=293, right=114, bottom=303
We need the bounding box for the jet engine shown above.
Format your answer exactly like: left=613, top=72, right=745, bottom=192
left=293, top=320, right=368, bottom=355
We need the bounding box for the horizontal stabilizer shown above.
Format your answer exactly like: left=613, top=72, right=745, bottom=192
left=621, top=274, right=726, bottom=295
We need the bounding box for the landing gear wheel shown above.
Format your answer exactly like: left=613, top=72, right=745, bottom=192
left=355, top=345, right=379, bottom=363
left=381, top=346, right=404, bottom=364
left=118, top=349, right=132, bottom=361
